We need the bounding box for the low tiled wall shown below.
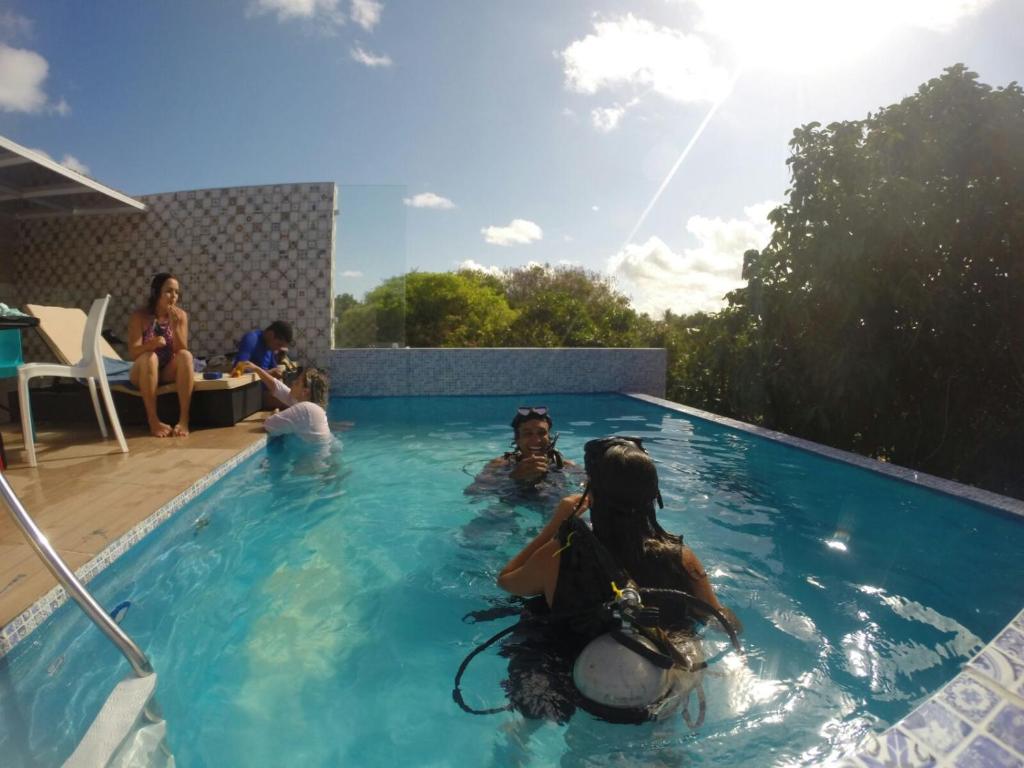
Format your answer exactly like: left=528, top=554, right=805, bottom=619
left=327, top=348, right=666, bottom=396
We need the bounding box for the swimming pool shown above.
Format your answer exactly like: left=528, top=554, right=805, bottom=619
left=2, top=393, right=1022, bottom=767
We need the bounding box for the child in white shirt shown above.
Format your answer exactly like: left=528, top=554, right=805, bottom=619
left=240, top=362, right=331, bottom=443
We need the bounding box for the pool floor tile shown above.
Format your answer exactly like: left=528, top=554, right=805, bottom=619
left=969, top=649, right=1024, bottom=697
left=901, top=701, right=973, bottom=756
left=943, top=676, right=1004, bottom=723
left=856, top=730, right=938, bottom=768
left=994, top=628, right=1024, bottom=666
left=952, top=736, right=1023, bottom=768
left=987, top=702, right=1024, bottom=758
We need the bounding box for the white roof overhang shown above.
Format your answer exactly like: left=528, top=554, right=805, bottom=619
left=0, top=135, right=145, bottom=219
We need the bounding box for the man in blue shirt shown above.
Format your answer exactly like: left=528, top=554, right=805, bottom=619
left=234, top=320, right=293, bottom=406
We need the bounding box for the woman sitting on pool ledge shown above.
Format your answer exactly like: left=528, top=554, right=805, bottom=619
left=127, top=272, right=194, bottom=438
left=240, top=361, right=331, bottom=443
left=496, top=436, right=740, bottom=723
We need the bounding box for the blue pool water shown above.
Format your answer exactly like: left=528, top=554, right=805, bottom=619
left=2, top=394, right=1023, bottom=767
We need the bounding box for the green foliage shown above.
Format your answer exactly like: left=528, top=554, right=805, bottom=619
left=504, top=264, right=656, bottom=347
left=336, top=271, right=516, bottom=347
left=332, top=65, right=1024, bottom=495
left=335, top=264, right=655, bottom=349
left=678, top=65, right=1024, bottom=492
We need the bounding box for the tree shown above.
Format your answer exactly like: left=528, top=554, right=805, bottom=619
left=504, top=264, right=656, bottom=347
left=335, top=271, right=516, bottom=347
left=724, top=65, right=1024, bottom=491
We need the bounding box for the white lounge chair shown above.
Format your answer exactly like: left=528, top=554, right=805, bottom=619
left=18, top=295, right=128, bottom=466
left=24, top=301, right=260, bottom=432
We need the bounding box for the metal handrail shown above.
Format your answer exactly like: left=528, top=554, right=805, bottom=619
left=0, top=471, right=153, bottom=677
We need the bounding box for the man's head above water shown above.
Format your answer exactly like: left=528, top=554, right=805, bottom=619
left=511, top=406, right=553, bottom=456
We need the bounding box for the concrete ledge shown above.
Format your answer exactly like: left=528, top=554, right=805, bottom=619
left=327, top=347, right=666, bottom=397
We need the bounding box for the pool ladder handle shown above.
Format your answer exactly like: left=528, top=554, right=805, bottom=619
left=0, top=471, right=154, bottom=679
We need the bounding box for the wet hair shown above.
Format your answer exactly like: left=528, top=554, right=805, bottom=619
left=266, top=320, right=294, bottom=345
left=301, top=368, right=328, bottom=408
left=510, top=410, right=552, bottom=439
left=147, top=273, right=179, bottom=315
left=585, top=440, right=683, bottom=585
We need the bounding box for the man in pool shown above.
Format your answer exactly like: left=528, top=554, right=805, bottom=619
left=485, top=406, right=568, bottom=484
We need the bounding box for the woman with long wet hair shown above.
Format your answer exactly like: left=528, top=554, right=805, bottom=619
left=496, top=436, right=739, bottom=723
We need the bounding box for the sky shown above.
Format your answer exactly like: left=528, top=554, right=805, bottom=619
left=0, top=0, right=1020, bottom=317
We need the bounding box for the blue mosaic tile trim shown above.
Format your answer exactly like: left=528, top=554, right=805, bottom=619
left=0, top=436, right=267, bottom=658
left=627, top=394, right=1024, bottom=519
left=328, top=348, right=667, bottom=398
left=834, top=609, right=1024, bottom=767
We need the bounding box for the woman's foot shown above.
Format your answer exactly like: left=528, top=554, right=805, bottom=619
left=149, top=421, right=173, bottom=438
left=173, top=422, right=190, bottom=437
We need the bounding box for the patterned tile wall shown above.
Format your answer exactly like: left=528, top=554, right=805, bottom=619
left=328, top=347, right=667, bottom=396
left=6, top=183, right=336, bottom=366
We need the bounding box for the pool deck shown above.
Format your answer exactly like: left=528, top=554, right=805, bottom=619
left=0, top=415, right=268, bottom=651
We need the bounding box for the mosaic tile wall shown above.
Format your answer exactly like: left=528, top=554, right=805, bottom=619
left=328, top=347, right=667, bottom=396
left=0, top=214, right=17, bottom=301
left=6, top=183, right=336, bottom=366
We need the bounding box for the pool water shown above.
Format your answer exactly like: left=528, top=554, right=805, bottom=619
left=2, top=394, right=1023, bottom=767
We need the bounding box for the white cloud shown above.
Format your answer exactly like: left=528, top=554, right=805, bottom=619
left=458, top=260, right=505, bottom=278
left=562, top=15, right=730, bottom=105
left=59, top=154, right=90, bottom=175
left=350, top=45, right=392, bottom=67
left=689, top=0, right=995, bottom=71
left=50, top=96, right=70, bottom=116
left=350, top=0, right=382, bottom=30
left=403, top=192, right=455, bottom=209
left=896, top=0, right=993, bottom=32
left=0, top=11, right=33, bottom=40
left=591, top=105, right=625, bottom=132
left=591, top=205, right=600, bottom=212
left=28, top=147, right=90, bottom=176
left=607, top=200, right=776, bottom=316
left=0, top=43, right=49, bottom=112
left=340, top=269, right=364, bottom=278
left=481, top=219, right=543, bottom=247
left=248, top=0, right=344, bottom=24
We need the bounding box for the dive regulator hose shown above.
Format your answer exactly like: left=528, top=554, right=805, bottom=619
left=452, top=587, right=742, bottom=717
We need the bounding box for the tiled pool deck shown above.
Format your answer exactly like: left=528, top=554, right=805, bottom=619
left=1, top=394, right=1021, bottom=766
left=630, top=395, right=1024, bottom=767
left=0, top=417, right=268, bottom=656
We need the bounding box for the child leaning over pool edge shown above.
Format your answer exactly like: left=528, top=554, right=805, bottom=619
left=239, top=361, right=331, bottom=443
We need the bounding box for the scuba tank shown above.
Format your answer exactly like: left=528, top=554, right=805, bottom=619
left=453, top=582, right=738, bottom=726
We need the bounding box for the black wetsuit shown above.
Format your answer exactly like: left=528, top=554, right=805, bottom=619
left=500, top=518, right=627, bottom=723
left=500, top=518, right=705, bottom=723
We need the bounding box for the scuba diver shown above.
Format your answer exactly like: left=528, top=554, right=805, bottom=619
left=461, top=407, right=580, bottom=549
left=455, top=436, right=741, bottom=726
left=482, top=406, right=571, bottom=484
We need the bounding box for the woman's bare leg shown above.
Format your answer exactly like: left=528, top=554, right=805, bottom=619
left=161, top=350, right=194, bottom=437
left=130, top=352, right=172, bottom=437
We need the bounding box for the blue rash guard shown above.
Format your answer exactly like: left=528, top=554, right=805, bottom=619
left=234, top=329, right=276, bottom=370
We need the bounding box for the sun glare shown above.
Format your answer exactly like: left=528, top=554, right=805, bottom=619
left=691, top=0, right=964, bottom=72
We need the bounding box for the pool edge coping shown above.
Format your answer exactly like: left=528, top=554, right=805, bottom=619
left=626, top=393, right=1024, bottom=518
left=625, top=393, right=1024, bottom=767
left=0, top=435, right=268, bottom=660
